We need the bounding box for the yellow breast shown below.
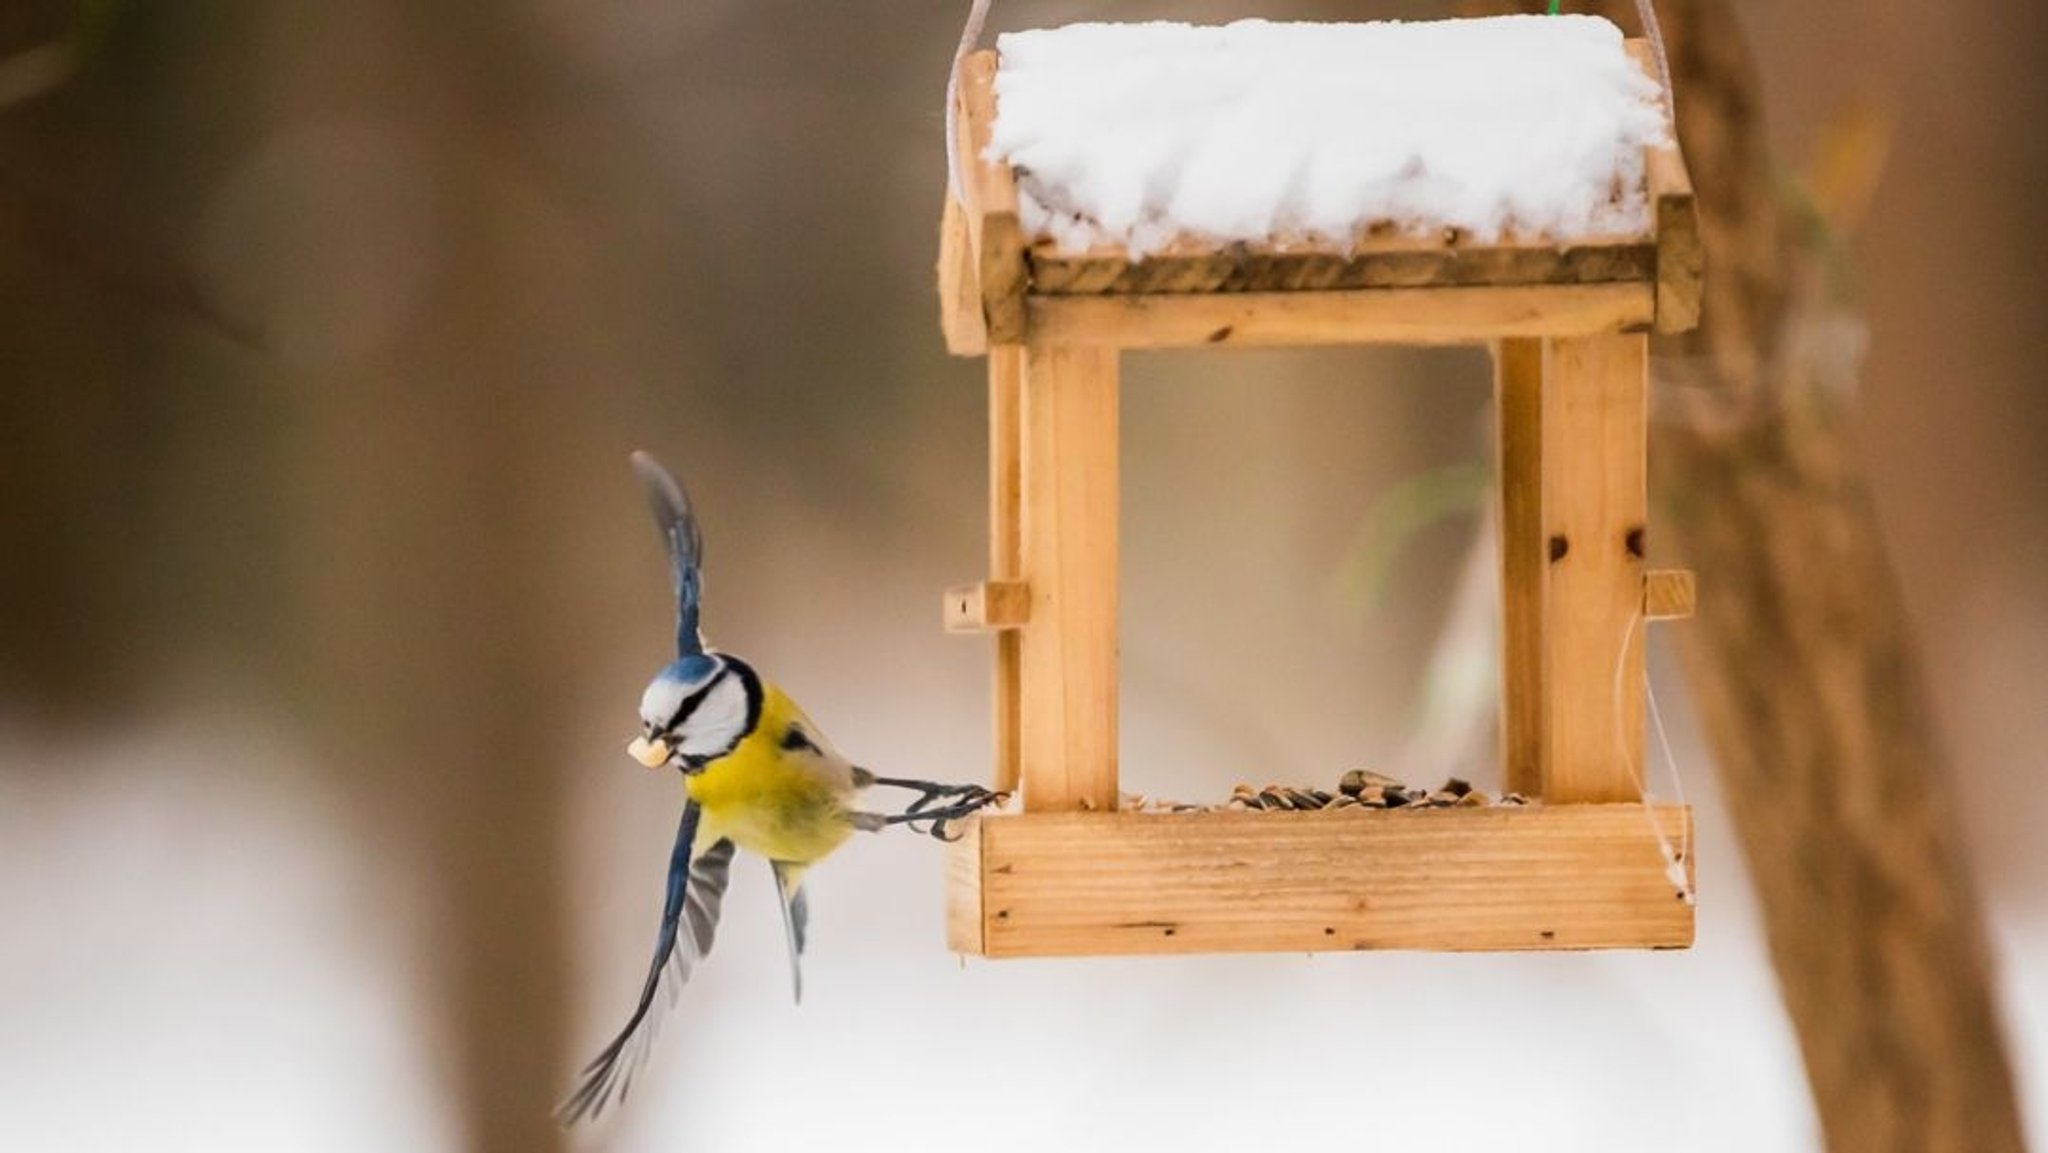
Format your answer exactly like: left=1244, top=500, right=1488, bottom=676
left=684, top=683, right=858, bottom=864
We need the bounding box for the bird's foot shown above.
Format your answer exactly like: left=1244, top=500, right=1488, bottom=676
left=868, top=777, right=1007, bottom=841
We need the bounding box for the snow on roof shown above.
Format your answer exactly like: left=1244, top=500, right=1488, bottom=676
left=989, top=16, right=1668, bottom=256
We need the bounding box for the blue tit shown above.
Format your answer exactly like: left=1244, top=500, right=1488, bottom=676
left=559, top=451, right=999, bottom=1124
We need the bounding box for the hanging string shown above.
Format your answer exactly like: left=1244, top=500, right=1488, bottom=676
left=1612, top=608, right=1697, bottom=905
left=1628, top=0, right=1686, bottom=901
left=1634, top=0, right=1676, bottom=129
left=1645, top=665, right=1695, bottom=903
left=1548, top=2, right=1675, bottom=129
left=945, top=0, right=996, bottom=205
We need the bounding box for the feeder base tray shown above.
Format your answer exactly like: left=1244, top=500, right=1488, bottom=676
left=947, top=804, right=1693, bottom=957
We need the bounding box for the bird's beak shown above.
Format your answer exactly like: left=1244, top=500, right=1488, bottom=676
left=627, top=735, right=672, bottom=769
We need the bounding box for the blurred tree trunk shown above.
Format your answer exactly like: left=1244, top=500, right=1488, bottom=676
left=1466, top=2, right=2025, bottom=1150
left=266, top=6, right=586, bottom=1150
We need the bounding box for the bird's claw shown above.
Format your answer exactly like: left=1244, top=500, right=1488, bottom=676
left=871, top=778, right=1007, bottom=841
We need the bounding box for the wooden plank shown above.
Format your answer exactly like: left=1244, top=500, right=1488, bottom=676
left=1017, top=343, right=1118, bottom=812
left=947, top=805, right=1695, bottom=957
left=1025, top=283, right=1654, bottom=350
left=989, top=348, right=1023, bottom=794
left=956, top=51, right=1028, bottom=342
left=1029, top=232, right=1657, bottom=296
left=1644, top=568, right=1696, bottom=620
left=1541, top=334, right=1648, bottom=803
left=944, top=580, right=1031, bottom=632
left=945, top=817, right=986, bottom=954
left=938, top=192, right=989, bottom=355
left=1494, top=338, right=1546, bottom=798
left=1625, top=40, right=1706, bottom=335
left=1648, top=144, right=1705, bottom=334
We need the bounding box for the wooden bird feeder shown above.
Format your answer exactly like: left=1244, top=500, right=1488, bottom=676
left=937, top=26, right=1702, bottom=958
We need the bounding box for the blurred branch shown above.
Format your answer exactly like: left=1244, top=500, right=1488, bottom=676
left=0, top=42, right=74, bottom=107
left=1395, top=506, right=1500, bottom=785
left=1802, top=98, right=1895, bottom=238
left=0, top=2, right=254, bottom=344
left=0, top=178, right=264, bottom=346
left=1330, top=460, right=1490, bottom=615
left=0, top=0, right=117, bottom=108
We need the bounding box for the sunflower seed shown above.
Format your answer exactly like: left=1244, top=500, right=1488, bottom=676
left=1339, top=769, right=1404, bottom=797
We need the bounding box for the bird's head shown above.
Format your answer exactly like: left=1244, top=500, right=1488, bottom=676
left=626, top=654, right=758, bottom=773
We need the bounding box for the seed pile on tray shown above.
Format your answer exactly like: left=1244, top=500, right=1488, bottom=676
left=1119, top=771, right=1531, bottom=814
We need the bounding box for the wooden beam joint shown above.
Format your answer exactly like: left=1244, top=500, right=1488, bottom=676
left=954, top=51, right=1028, bottom=344
left=1644, top=568, right=1696, bottom=620
left=944, top=580, right=1031, bottom=633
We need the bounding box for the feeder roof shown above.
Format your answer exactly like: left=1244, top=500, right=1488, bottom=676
left=990, top=16, right=1668, bottom=256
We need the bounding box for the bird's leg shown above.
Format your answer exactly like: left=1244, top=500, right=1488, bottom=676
left=861, top=776, right=1006, bottom=841
left=870, top=776, right=1004, bottom=817
left=869, top=775, right=998, bottom=810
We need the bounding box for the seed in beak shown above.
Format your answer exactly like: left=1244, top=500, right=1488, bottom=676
left=627, top=736, right=671, bottom=768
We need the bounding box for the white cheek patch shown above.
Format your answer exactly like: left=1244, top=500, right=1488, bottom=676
left=640, top=677, right=691, bottom=731
left=676, top=674, right=751, bottom=759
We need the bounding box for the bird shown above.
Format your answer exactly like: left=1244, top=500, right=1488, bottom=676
left=558, top=451, right=999, bottom=1124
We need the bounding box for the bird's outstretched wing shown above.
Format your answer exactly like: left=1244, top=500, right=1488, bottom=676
left=631, top=450, right=706, bottom=658
left=769, top=861, right=810, bottom=1005
left=559, top=800, right=734, bottom=1124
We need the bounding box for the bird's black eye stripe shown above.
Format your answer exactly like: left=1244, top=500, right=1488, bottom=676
left=668, top=683, right=713, bottom=729
left=780, top=725, right=820, bottom=754
left=716, top=656, right=763, bottom=738
left=665, top=666, right=725, bottom=731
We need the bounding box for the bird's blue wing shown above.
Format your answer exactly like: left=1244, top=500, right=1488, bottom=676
left=631, top=450, right=706, bottom=658
left=559, top=800, right=734, bottom=1124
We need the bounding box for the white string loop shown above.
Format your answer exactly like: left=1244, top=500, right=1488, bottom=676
left=944, top=0, right=995, bottom=204
left=1633, top=0, right=1676, bottom=131
left=1613, top=608, right=1697, bottom=905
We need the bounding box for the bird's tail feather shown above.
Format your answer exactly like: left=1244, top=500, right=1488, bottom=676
left=768, top=860, right=810, bottom=1004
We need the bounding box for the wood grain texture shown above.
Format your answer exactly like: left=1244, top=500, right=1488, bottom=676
left=946, top=818, right=986, bottom=954
left=990, top=348, right=1024, bottom=794
left=1494, top=338, right=1547, bottom=798
left=1027, top=232, right=1657, bottom=296
left=1625, top=40, right=1706, bottom=335
left=944, top=580, right=1030, bottom=632
left=1017, top=343, right=1119, bottom=812
left=1643, top=568, right=1696, bottom=620
left=1026, top=283, right=1655, bottom=350
left=1541, top=334, right=1648, bottom=803
left=956, top=51, right=1027, bottom=342
left=938, top=193, right=988, bottom=355
left=948, top=806, right=1694, bottom=957
left=1649, top=147, right=1704, bottom=334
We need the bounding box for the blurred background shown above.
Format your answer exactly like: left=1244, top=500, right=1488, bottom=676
left=2, top=1, right=2042, bottom=1150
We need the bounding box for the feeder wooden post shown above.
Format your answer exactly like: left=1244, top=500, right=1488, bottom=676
left=1016, top=342, right=1120, bottom=812
left=1540, top=333, right=1648, bottom=803
left=1494, top=337, right=1547, bottom=798
left=989, top=347, right=1024, bottom=794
